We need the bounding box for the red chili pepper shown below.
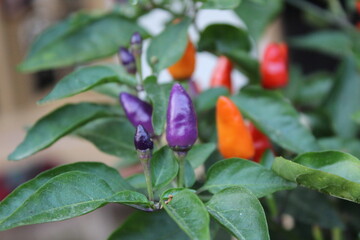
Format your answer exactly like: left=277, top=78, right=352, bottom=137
left=210, top=56, right=233, bottom=92
left=356, top=1, right=360, bottom=13
left=246, top=122, right=272, bottom=163
left=261, top=43, right=288, bottom=89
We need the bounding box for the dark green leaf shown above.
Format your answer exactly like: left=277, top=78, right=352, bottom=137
left=109, top=210, right=190, bottom=240
left=161, top=189, right=210, bottom=240
left=0, top=162, right=148, bottom=231
left=126, top=173, right=146, bottom=189
left=231, top=87, right=320, bottom=153
left=206, top=186, right=270, bottom=240
left=39, top=65, right=136, bottom=104
left=8, top=103, right=122, bottom=161
left=235, top=0, right=283, bottom=40
left=19, top=12, right=148, bottom=72
left=187, top=143, right=216, bottom=168
left=198, top=24, right=251, bottom=54
left=202, top=0, right=241, bottom=9
left=272, top=151, right=360, bottom=203
left=74, top=118, right=138, bottom=166
left=325, top=57, right=360, bottom=138
left=151, top=146, right=179, bottom=190
left=290, top=31, right=352, bottom=57
left=147, top=18, right=191, bottom=72
left=143, top=76, right=167, bottom=135
left=352, top=110, right=360, bottom=124
left=319, top=137, right=360, bottom=159
left=195, top=87, right=229, bottom=113
left=275, top=187, right=344, bottom=229
left=202, top=158, right=296, bottom=197
left=94, top=82, right=136, bottom=98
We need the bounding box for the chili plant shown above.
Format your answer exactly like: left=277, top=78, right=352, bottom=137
left=2, top=0, right=360, bottom=239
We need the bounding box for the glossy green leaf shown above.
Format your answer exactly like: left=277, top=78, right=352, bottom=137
left=0, top=162, right=149, bottom=231
left=147, top=18, right=191, bottom=72
left=202, top=158, right=296, bottom=197
left=231, top=87, right=320, bottom=153
left=198, top=24, right=251, bottom=54
left=151, top=146, right=179, bottom=190
left=272, top=151, right=360, bottom=203
left=319, top=137, right=360, bottom=159
left=195, top=87, right=229, bottom=113
left=161, top=189, right=210, bottom=240
left=109, top=210, right=190, bottom=240
left=290, top=31, right=352, bottom=57
left=39, top=65, right=136, bottom=104
left=235, top=0, right=283, bottom=40
left=187, top=143, right=216, bottom=168
left=275, top=187, right=344, bottom=229
left=19, top=12, right=148, bottom=72
left=74, top=118, right=137, bottom=166
left=325, top=57, right=360, bottom=138
left=206, top=186, right=270, bottom=240
left=143, top=76, right=167, bottom=135
left=8, top=103, right=122, bottom=161
left=202, top=0, right=241, bottom=9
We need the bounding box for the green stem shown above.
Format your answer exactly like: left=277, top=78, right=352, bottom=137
left=331, top=227, right=342, bottom=240
left=175, top=151, right=187, bottom=188
left=142, top=160, right=154, bottom=201
left=265, top=195, right=278, bottom=219
left=312, top=225, right=324, bottom=240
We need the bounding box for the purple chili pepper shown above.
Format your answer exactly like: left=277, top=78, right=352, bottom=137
left=118, top=47, right=136, bottom=74
left=119, top=93, right=154, bottom=135
left=166, top=83, right=198, bottom=151
left=134, top=125, right=153, bottom=151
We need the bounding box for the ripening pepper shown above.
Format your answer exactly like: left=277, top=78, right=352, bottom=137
left=246, top=122, right=272, bottom=163
left=119, top=93, right=154, bottom=135
left=210, top=56, right=233, bottom=92
left=261, top=43, right=288, bottom=89
left=168, top=39, right=196, bottom=80
left=166, top=83, right=198, bottom=151
left=216, top=96, right=254, bottom=159
left=134, top=125, right=153, bottom=151
left=118, top=47, right=136, bottom=74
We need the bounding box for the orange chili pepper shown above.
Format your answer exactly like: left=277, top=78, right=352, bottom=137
left=210, top=56, right=233, bottom=92
left=168, top=39, right=196, bottom=80
left=216, top=96, right=255, bottom=159
left=246, top=121, right=272, bottom=163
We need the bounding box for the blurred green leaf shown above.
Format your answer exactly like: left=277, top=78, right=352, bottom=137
left=231, top=87, right=320, bottom=154
left=202, top=158, right=296, bottom=197
left=161, top=189, right=210, bottom=240
left=109, top=210, right=190, bottom=240
left=275, top=187, right=344, bottom=229
left=290, top=31, right=352, bottom=57
left=319, top=137, right=360, bottom=159
left=8, top=103, right=122, bottom=161
left=94, top=82, right=136, bottom=98
left=0, top=162, right=149, bottom=231
left=325, top=57, right=360, bottom=138
left=272, top=151, right=360, bottom=203
left=195, top=87, right=229, bottom=113
left=187, top=143, right=216, bottom=168
left=151, top=146, right=179, bottom=190
left=143, top=76, right=167, bottom=136
left=235, top=0, right=283, bottom=40
left=74, top=118, right=138, bottom=167
left=19, top=12, right=148, bottom=72
left=206, top=186, right=270, bottom=240
left=202, top=0, right=241, bottom=9
left=147, top=18, right=191, bottom=73
left=260, top=149, right=275, bottom=169
left=184, top=160, right=196, bottom=188
left=198, top=24, right=251, bottom=54
left=225, top=50, right=260, bottom=83
left=39, top=65, right=136, bottom=104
